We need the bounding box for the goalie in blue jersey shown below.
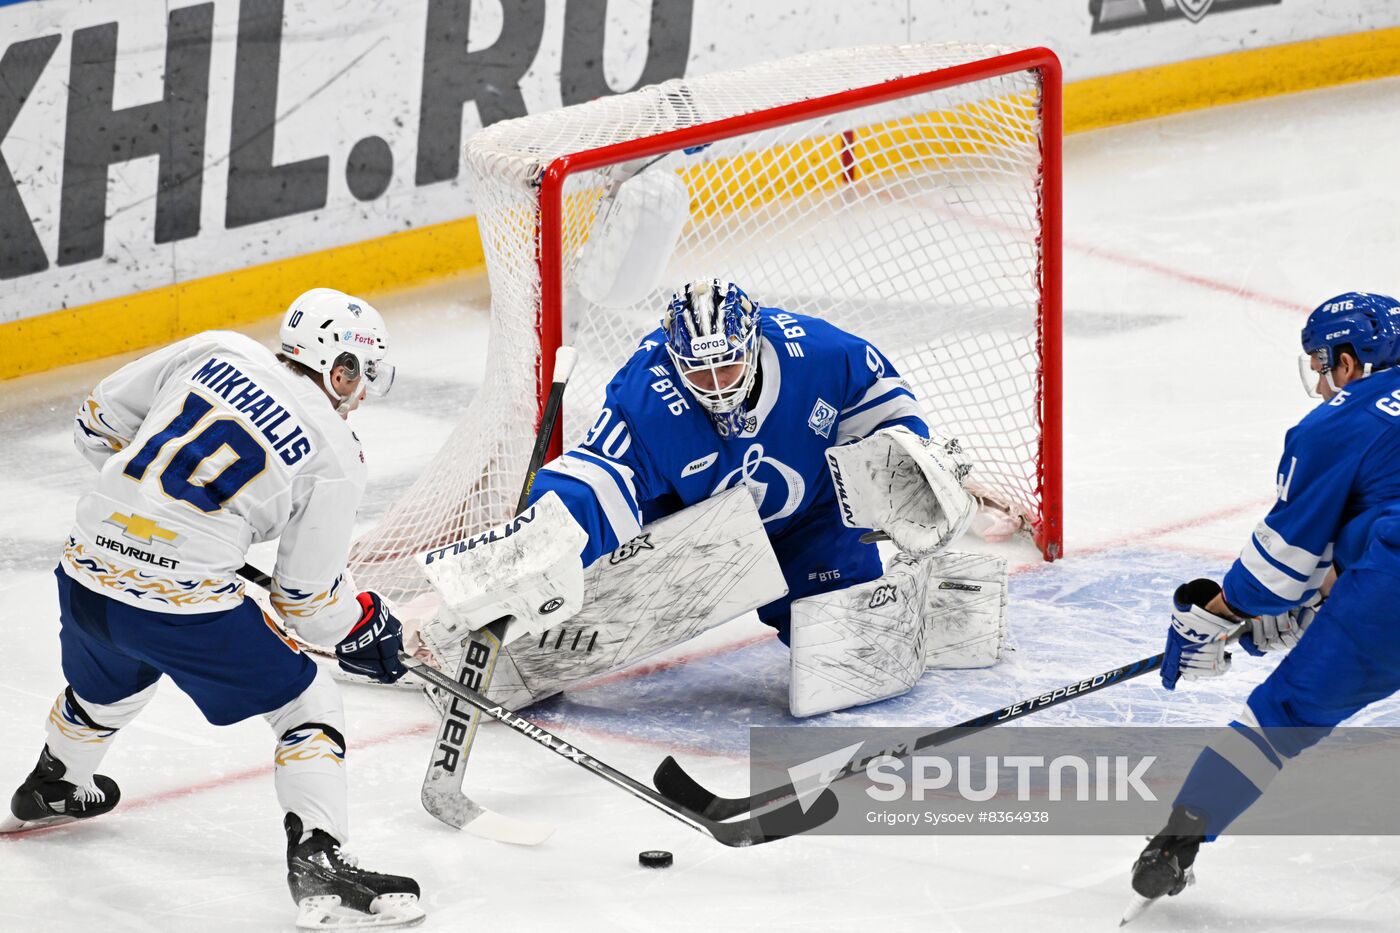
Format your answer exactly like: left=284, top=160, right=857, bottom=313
left=418, top=278, right=1009, bottom=718
left=1128, top=291, right=1400, bottom=918
left=534, top=279, right=973, bottom=624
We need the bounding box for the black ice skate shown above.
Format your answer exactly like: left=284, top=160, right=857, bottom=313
left=1, top=746, right=121, bottom=834
left=285, top=813, right=425, bottom=930
left=1120, top=805, right=1207, bottom=925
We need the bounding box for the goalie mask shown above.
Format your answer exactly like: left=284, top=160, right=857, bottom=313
left=662, top=279, right=760, bottom=433
left=1298, top=291, right=1400, bottom=397
left=280, top=288, right=395, bottom=413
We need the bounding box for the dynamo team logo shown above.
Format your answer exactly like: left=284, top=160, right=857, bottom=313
left=808, top=398, right=838, bottom=439
left=711, top=443, right=805, bottom=524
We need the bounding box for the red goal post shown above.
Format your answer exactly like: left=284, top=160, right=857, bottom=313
left=349, top=42, right=1062, bottom=608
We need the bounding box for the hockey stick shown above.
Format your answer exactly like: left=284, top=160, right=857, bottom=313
left=654, top=630, right=1246, bottom=821
left=417, top=344, right=578, bottom=834
left=516, top=345, right=578, bottom=514
left=398, top=650, right=839, bottom=847
left=234, top=563, right=555, bottom=846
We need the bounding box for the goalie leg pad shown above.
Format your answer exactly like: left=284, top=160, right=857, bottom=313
left=905, top=550, right=1008, bottom=670
left=788, top=562, right=927, bottom=718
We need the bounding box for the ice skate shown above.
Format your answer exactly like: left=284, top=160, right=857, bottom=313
left=1, top=746, right=120, bottom=834
left=1121, top=805, right=1206, bottom=925
left=286, top=813, right=425, bottom=930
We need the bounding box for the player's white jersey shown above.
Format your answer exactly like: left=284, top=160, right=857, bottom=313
left=65, top=330, right=365, bottom=641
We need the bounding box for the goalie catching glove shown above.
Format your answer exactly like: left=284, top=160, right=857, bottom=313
left=825, top=426, right=976, bottom=557
left=334, top=591, right=408, bottom=684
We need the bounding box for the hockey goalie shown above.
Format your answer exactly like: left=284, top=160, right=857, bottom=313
left=415, top=278, right=1008, bottom=717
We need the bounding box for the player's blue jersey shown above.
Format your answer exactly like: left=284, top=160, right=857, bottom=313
left=531, top=309, right=930, bottom=567
left=1223, top=367, right=1400, bottom=615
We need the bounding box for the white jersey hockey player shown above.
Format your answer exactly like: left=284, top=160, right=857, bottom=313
left=5, top=289, right=424, bottom=930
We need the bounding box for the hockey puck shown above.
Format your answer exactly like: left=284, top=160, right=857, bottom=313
left=638, top=849, right=673, bottom=868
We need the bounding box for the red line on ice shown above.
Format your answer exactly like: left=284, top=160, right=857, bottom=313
left=569, top=630, right=775, bottom=693
left=1010, top=496, right=1275, bottom=575
left=1071, top=238, right=1309, bottom=314
left=3, top=665, right=744, bottom=838
left=2, top=720, right=437, bottom=841
left=921, top=195, right=1311, bottom=314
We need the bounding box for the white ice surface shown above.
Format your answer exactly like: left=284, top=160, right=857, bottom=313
left=8, top=79, right=1400, bottom=931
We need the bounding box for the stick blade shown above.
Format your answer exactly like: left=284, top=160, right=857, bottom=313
left=653, top=755, right=756, bottom=821
left=711, top=788, right=841, bottom=847
left=552, top=345, right=579, bottom=383
left=1119, top=893, right=1155, bottom=926
left=463, top=808, right=555, bottom=846
left=421, top=784, right=553, bottom=845
left=652, top=756, right=715, bottom=809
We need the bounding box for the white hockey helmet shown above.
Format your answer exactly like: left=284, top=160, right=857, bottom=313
left=279, top=288, right=394, bottom=409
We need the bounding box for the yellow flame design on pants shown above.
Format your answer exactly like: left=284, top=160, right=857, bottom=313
left=275, top=730, right=345, bottom=768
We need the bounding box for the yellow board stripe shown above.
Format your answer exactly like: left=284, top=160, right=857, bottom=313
left=6, top=26, right=1400, bottom=381
left=1, top=215, right=483, bottom=380
left=1064, top=26, right=1400, bottom=134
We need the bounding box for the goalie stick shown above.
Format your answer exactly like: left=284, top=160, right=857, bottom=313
left=654, top=629, right=1246, bottom=821
left=234, top=563, right=554, bottom=846
left=417, top=343, right=579, bottom=836
left=397, top=650, right=839, bottom=847
left=516, top=345, right=579, bottom=515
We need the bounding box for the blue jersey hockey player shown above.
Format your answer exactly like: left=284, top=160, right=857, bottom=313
left=415, top=280, right=1006, bottom=716
left=530, top=278, right=981, bottom=641
left=1127, top=291, right=1400, bottom=920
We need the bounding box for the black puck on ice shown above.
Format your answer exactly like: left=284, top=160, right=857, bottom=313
left=638, top=849, right=673, bottom=868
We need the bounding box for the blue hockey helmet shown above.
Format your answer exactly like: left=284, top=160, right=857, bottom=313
left=1298, top=291, right=1400, bottom=397
left=661, top=279, right=760, bottom=431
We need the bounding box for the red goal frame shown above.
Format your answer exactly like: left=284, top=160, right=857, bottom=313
left=531, top=48, right=1063, bottom=560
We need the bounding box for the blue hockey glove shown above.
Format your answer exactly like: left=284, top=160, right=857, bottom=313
left=335, top=591, right=408, bottom=684
left=1161, top=579, right=1246, bottom=691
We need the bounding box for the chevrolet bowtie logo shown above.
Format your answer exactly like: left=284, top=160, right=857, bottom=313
left=105, top=513, right=179, bottom=546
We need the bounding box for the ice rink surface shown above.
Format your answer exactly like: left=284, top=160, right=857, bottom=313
left=7, top=78, right=1400, bottom=930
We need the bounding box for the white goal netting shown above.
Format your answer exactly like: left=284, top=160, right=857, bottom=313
left=350, top=41, right=1060, bottom=606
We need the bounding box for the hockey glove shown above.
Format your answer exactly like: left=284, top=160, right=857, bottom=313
left=1161, top=579, right=1245, bottom=691
left=335, top=592, right=408, bottom=684
left=825, top=427, right=975, bottom=557
left=1248, top=594, right=1321, bottom=653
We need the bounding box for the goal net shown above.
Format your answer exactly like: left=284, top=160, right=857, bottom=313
left=349, top=41, right=1062, bottom=607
